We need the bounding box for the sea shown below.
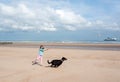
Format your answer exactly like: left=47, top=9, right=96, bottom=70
left=0, top=39, right=120, bottom=44
left=0, top=40, right=120, bottom=51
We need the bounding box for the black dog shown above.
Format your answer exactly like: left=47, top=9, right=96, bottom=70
left=47, top=57, right=67, bottom=67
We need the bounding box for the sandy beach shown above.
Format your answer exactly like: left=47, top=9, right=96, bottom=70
left=0, top=43, right=120, bottom=82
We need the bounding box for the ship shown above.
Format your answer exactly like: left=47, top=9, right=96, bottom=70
left=104, top=37, right=117, bottom=41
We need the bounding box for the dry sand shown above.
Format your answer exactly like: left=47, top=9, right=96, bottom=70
left=0, top=43, right=120, bottom=82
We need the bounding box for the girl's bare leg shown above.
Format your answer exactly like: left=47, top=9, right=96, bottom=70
left=40, top=57, right=43, bottom=65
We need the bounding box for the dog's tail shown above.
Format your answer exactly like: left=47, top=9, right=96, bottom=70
left=47, top=60, right=51, bottom=64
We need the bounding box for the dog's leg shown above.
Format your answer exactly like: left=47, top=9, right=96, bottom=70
left=50, top=65, right=55, bottom=67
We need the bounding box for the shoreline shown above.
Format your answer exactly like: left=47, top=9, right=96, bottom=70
left=0, top=42, right=120, bottom=50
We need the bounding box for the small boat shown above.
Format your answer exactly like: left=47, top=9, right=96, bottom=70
left=104, top=37, right=117, bottom=41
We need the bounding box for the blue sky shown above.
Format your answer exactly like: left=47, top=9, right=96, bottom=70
left=0, top=0, right=120, bottom=41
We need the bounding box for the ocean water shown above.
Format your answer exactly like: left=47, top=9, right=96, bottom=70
left=0, top=40, right=120, bottom=51
left=1, top=39, right=120, bottom=44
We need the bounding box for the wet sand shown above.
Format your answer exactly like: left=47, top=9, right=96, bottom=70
left=0, top=43, right=120, bottom=82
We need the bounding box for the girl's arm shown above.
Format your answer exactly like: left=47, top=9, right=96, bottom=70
left=44, top=48, right=49, bottom=51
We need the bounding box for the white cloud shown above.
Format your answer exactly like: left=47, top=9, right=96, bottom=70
left=56, top=9, right=87, bottom=24
left=0, top=2, right=57, bottom=31
left=17, top=4, right=36, bottom=18
left=0, top=0, right=120, bottom=32
left=40, top=23, right=57, bottom=31
left=0, top=3, right=15, bottom=15
left=64, top=25, right=76, bottom=31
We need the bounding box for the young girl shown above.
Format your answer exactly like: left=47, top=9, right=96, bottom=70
left=32, top=45, right=48, bottom=65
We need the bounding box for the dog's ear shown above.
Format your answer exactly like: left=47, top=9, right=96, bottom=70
left=62, top=57, right=64, bottom=59
left=62, top=57, right=67, bottom=60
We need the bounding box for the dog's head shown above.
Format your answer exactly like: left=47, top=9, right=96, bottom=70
left=61, top=57, right=67, bottom=61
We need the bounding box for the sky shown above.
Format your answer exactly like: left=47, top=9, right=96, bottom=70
left=0, top=0, right=120, bottom=41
